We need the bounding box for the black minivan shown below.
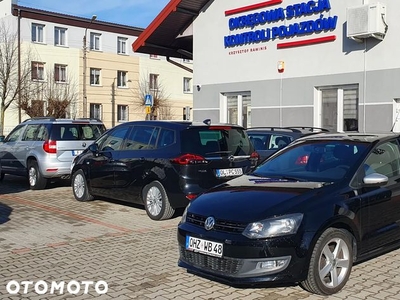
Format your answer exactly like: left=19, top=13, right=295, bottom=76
left=71, top=120, right=259, bottom=220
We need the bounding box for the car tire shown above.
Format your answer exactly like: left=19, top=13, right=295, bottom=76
left=28, top=160, right=48, bottom=190
left=300, top=228, right=354, bottom=295
left=143, top=181, right=175, bottom=221
left=72, top=170, right=94, bottom=202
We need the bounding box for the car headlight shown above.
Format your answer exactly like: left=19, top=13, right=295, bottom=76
left=242, top=213, right=303, bottom=239
left=180, top=202, right=191, bottom=224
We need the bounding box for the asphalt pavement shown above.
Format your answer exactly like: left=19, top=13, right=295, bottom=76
left=1, top=175, right=400, bottom=299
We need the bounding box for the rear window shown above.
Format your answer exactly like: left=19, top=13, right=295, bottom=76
left=181, top=127, right=252, bottom=156
left=50, top=124, right=106, bottom=141
left=248, top=133, right=293, bottom=150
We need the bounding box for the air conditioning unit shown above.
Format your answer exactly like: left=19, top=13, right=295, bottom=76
left=347, top=3, right=387, bottom=41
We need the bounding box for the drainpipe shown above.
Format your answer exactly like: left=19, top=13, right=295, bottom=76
left=18, top=9, right=21, bottom=123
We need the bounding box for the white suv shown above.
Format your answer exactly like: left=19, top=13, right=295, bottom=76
left=0, top=118, right=106, bottom=189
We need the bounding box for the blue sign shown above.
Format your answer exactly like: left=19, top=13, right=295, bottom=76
left=144, top=94, right=153, bottom=106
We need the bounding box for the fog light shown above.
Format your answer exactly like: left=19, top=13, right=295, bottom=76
left=256, top=256, right=291, bottom=272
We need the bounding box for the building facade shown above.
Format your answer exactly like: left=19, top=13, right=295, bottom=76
left=188, top=0, right=399, bottom=132
left=0, top=0, right=193, bottom=134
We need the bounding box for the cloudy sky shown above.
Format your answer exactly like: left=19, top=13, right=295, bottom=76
left=18, top=0, right=171, bottom=28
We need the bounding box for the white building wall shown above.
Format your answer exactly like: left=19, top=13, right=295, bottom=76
left=192, top=0, right=399, bottom=132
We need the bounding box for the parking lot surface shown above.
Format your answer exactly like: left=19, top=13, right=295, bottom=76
left=1, top=175, right=400, bottom=299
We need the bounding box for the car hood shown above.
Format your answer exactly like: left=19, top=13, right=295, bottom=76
left=189, top=175, right=325, bottom=223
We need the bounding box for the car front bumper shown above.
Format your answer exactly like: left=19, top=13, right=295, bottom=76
left=177, top=225, right=315, bottom=286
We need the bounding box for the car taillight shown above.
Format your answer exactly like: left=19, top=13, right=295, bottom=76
left=186, top=194, right=198, bottom=200
left=250, top=151, right=260, bottom=160
left=296, top=155, right=309, bottom=165
left=171, top=154, right=208, bottom=165
left=43, top=140, right=57, bottom=154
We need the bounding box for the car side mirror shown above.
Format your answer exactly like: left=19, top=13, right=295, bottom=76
left=88, top=143, right=99, bottom=153
left=363, top=173, right=388, bottom=186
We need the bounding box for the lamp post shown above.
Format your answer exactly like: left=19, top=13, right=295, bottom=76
left=82, top=15, right=97, bottom=118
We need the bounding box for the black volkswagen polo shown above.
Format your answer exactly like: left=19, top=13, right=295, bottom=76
left=178, top=133, right=400, bottom=295
left=71, top=120, right=259, bottom=220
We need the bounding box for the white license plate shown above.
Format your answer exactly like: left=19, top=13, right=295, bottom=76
left=186, top=236, right=223, bottom=258
left=72, top=150, right=83, bottom=156
left=216, top=168, right=243, bottom=177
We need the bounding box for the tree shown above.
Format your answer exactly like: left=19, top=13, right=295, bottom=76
left=20, top=69, right=78, bottom=119
left=137, top=73, right=171, bottom=120
left=0, top=22, right=32, bottom=136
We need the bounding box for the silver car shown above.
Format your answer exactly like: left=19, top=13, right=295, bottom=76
left=0, top=118, right=106, bottom=189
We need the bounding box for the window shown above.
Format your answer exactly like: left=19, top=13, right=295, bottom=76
left=31, top=62, right=45, bottom=81
left=117, top=37, right=127, bottom=54
left=183, top=59, right=192, bottom=63
left=117, top=71, right=127, bottom=87
left=99, top=126, right=129, bottom=151
left=149, top=74, right=158, bottom=90
left=54, top=64, right=67, bottom=83
left=31, top=23, right=44, bottom=43
left=150, top=54, right=159, bottom=59
left=54, top=27, right=67, bottom=46
left=117, top=105, right=129, bottom=122
left=90, top=104, right=102, bottom=120
left=364, top=141, right=400, bottom=179
left=124, top=126, right=158, bottom=150
left=90, top=33, right=101, bottom=50
left=90, top=68, right=101, bottom=85
left=4, top=125, right=25, bottom=142
left=183, top=77, right=192, bottom=93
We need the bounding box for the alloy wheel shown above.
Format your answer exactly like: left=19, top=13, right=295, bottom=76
left=146, top=186, right=162, bottom=217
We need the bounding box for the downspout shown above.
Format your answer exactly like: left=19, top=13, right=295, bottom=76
left=18, top=8, right=21, bottom=123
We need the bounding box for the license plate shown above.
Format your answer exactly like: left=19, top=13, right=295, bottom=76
left=186, top=236, right=223, bottom=258
left=72, top=150, right=83, bottom=156
left=216, top=168, right=243, bottom=177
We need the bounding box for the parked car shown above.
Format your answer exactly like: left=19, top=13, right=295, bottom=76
left=0, top=118, right=106, bottom=189
left=178, top=132, right=400, bottom=295
left=70, top=120, right=259, bottom=220
left=247, top=126, right=329, bottom=161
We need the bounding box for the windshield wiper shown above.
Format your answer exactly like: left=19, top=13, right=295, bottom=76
left=250, top=175, right=307, bottom=182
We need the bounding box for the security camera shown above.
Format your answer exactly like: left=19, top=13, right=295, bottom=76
left=196, top=84, right=201, bottom=91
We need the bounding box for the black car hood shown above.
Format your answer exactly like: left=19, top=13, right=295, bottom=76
left=189, top=175, right=325, bottom=223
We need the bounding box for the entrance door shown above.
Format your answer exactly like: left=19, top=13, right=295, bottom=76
left=392, top=99, right=400, bottom=132
left=317, top=85, right=359, bottom=132
left=223, top=93, right=251, bottom=128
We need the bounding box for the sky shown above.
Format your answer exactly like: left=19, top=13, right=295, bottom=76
left=17, top=0, right=171, bottom=28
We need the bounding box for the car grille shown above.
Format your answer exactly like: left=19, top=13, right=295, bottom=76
left=186, top=213, right=247, bottom=233
left=180, top=246, right=243, bottom=274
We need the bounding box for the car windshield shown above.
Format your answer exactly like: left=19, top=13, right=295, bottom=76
left=252, top=141, right=370, bottom=183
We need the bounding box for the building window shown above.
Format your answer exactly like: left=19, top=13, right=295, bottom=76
left=183, top=59, right=192, bottom=63
left=31, top=62, right=45, bottom=81
left=54, top=27, right=67, bottom=46
left=117, top=71, right=127, bottom=87
left=318, top=85, right=359, bottom=132
left=90, top=33, right=101, bottom=51
left=54, top=64, right=67, bottom=83
left=150, top=54, right=159, bottom=59
left=222, top=93, right=252, bottom=128
left=117, top=105, right=129, bottom=122
left=31, top=23, right=44, bottom=43
left=90, top=103, right=102, bottom=120
left=183, top=77, right=192, bottom=93
left=117, top=37, right=127, bottom=54
left=149, top=73, right=158, bottom=90
left=90, top=68, right=101, bottom=85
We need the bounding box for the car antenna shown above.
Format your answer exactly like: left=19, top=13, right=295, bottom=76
left=203, top=119, right=211, bottom=126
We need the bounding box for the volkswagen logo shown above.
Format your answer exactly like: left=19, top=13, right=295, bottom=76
left=228, top=155, right=235, bottom=163
left=204, top=216, right=215, bottom=231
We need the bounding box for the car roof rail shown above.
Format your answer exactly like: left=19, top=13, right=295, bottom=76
left=283, top=126, right=330, bottom=132
left=23, top=117, right=57, bottom=123
left=247, top=127, right=303, bottom=133
left=74, top=118, right=103, bottom=122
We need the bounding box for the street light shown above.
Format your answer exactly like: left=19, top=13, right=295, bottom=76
left=82, top=14, right=97, bottom=118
